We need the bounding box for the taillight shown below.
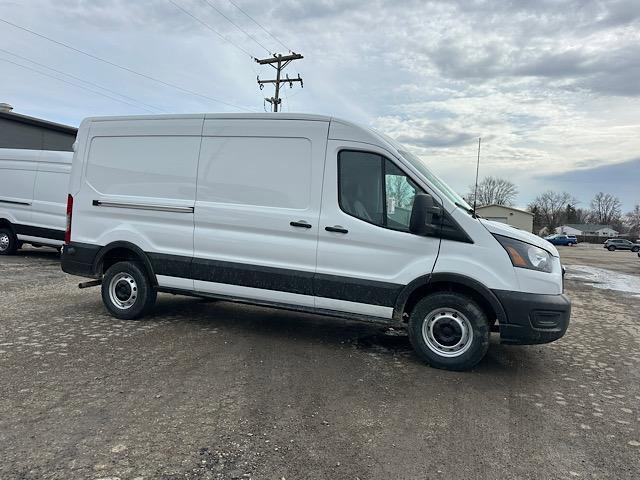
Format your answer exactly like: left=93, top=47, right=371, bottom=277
left=65, top=194, right=73, bottom=244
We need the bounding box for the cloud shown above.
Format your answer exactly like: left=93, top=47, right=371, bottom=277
left=536, top=157, right=640, bottom=210
left=0, top=0, right=638, bottom=209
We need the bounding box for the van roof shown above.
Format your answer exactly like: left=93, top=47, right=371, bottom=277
left=0, top=147, right=73, bottom=164
left=84, top=113, right=332, bottom=122
left=81, top=113, right=402, bottom=157
left=82, top=112, right=399, bottom=152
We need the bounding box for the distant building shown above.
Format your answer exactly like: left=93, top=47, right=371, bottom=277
left=476, top=204, right=534, bottom=232
left=556, top=224, right=619, bottom=237
left=0, top=103, right=77, bottom=151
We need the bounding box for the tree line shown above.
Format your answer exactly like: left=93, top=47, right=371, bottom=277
left=465, top=176, right=640, bottom=236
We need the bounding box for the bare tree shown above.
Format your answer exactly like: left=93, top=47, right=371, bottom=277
left=589, top=192, right=622, bottom=225
left=574, top=207, right=590, bottom=223
left=625, top=204, right=640, bottom=237
left=528, top=191, right=577, bottom=231
left=466, top=176, right=518, bottom=207
left=387, top=175, right=414, bottom=209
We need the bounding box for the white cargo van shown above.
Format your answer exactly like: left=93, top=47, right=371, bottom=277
left=61, top=114, right=570, bottom=370
left=0, top=148, right=72, bottom=254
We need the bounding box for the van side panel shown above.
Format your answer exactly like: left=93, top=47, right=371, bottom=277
left=0, top=149, right=37, bottom=228
left=73, top=117, right=204, bottom=289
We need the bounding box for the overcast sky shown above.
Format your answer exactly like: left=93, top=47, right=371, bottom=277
left=1, top=0, right=639, bottom=210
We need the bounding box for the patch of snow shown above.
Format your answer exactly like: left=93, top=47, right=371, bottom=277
left=565, top=265, right=640, bottom=297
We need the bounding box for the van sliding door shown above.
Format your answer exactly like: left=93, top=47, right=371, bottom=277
left=193, top=118, right=329, bottom=307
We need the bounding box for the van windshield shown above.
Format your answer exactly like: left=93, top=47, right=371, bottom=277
left=396, top=148, right=473, bottom=212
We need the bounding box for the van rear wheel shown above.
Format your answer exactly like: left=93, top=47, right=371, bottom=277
left=408, top=292, right=489, bottom=371
left=0, top=228, right=18, bottom=255
left=101, top=261, right=156, bottom=320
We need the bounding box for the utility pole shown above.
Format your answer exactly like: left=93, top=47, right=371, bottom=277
left=256, top=52, right=303, bottom=112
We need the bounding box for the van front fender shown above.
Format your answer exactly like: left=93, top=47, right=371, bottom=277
left=393, top=272, right=507, bottom=325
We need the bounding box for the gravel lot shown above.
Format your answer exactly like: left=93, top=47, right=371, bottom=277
left=1, top=244, right=639, bottom=479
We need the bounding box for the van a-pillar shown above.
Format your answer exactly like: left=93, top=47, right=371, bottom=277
left=256, top=53, right=304, bottom=112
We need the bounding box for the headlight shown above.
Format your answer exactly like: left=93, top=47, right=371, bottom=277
left=494, top=234, right=553, bottom=273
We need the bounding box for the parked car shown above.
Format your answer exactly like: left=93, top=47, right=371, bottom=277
left=61, top=113, right=570, bottom=371
left=544, top=234, right=578, bottom=246
left=0, top=148, right=72, bottom=255
left=603, top=238, right=640, bottom=252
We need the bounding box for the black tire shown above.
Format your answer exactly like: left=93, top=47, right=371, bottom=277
left=607, top=245, right=616, bottom=251
left=632, top=246, right=639, bottom=253
left=0, top=228, right=19, bottom=255
left=408, top=292, right=490, bottom=371
left=101, top=261, right=156, bottom=320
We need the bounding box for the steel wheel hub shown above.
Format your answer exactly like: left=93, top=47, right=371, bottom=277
left=0, top=233, right=9, bottom=251
left=422, top=308, right=473, bottom=358
left=108, top=273, right=138, bottom=309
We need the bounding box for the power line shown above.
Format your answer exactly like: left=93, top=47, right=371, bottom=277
left=0, top=57, right=158, bottom=113
left=0, top=17, right=254, bottom=112
left=200, top=0, right=272, bottom=55
left=0, top=47, right=165, bottom=113
left=227, top=0, right=291, bottom=53
left=167, top=0, right=256, bottom=58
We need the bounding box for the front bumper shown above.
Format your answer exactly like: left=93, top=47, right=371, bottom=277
left=493, top=290, right=571, bottom=345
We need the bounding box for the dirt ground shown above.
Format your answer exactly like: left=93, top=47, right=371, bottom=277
left=559, top=242, right=640, bottom=275
left=0, top=244, right=639, bottom=479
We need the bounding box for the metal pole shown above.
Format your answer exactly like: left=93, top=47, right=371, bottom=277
left=274, top=57, right=281, bottom=112
left=472, top=137, right=481, bottom=216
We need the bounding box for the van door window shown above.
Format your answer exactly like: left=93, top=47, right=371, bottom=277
left=338, top=151, right=384, bottom=225
left=338, top=150, right=421, bottom=232
left=384, top=160, right=419, bottom=231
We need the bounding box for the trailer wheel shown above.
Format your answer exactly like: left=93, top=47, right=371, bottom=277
left=408, top=291, right=489, bottom=371
left=101, top=261, right=156, bottom=320
left=0, top=228, right=18, bottom=255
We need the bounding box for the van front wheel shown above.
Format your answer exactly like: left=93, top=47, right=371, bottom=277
left=408, top=292, right=489, bottom=371
left=101, top=261, right=156, bottom=320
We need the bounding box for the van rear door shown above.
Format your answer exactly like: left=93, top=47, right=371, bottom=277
left=193, top=118, right=329, bottom=307
left=31, top=151, right=72, bottom=243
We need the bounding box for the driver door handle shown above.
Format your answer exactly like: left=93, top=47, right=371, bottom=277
left=325, top=225, right=348, bottom=234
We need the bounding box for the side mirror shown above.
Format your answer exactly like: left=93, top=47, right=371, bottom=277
left=410, top=193, right=440, bottom=236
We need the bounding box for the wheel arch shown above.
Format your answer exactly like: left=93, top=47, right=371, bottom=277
left=94, top=241, right=157, bottom=285
left=394, top=272, right=507, bottom=325
left=0, top=218, right=15, bottom=232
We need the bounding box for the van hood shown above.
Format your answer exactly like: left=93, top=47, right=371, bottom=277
left=479, top=219, right=559, bottom=257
